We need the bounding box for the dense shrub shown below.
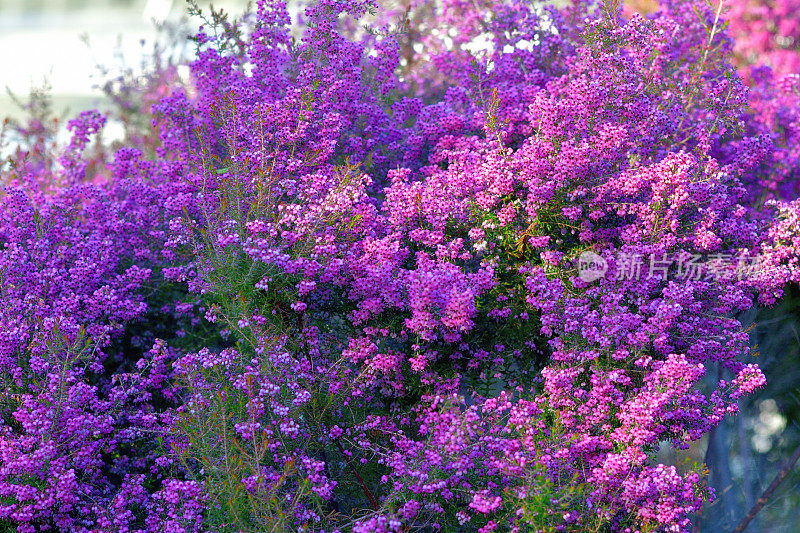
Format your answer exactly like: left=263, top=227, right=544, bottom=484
left=1, top=0, right=800, bottom=531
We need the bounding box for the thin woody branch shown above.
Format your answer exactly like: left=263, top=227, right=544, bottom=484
left=733, top=443, right=800, bottom=533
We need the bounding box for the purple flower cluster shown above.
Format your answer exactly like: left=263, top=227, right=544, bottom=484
left=2, top=0, right=799, bottom=531
left=0, top=112, right=194, bottom=530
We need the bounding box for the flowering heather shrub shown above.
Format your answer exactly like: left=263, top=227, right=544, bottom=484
left=2, top=0, right=800, bottom=531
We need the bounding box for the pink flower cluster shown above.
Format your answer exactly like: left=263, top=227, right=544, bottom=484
left=1, top=0, right=797, bottom=531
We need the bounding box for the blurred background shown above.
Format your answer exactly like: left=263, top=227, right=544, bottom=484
left=1, top=0, right=799, bottom=531
left=0, top=0, right=249, bottom=119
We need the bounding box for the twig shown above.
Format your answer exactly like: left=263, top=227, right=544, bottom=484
left=334, top=438, right=378, bottom=510
left=707, top=0, right=726, bottom=47
left=732, top=443, right=800, bottom=533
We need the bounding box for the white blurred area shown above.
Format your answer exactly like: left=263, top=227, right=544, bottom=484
left=0, top=0, right=249, bottom=120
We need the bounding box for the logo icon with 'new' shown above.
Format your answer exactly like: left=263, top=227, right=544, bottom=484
left=577, top=251, right=608, bottom=282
